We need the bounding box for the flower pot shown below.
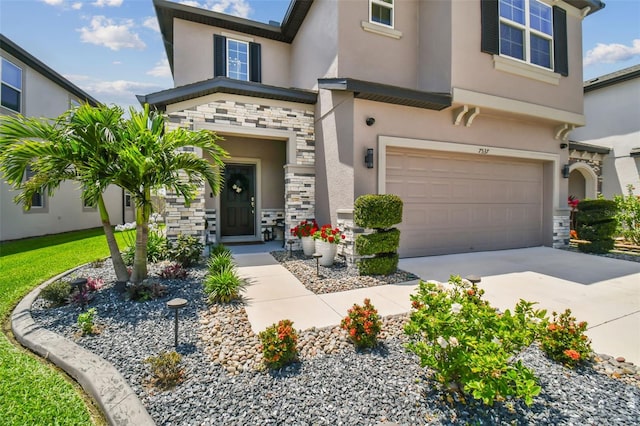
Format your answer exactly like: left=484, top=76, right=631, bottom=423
left=315, top=240, right=338, bottom=266
left=301, top=236, right=315, bottom=256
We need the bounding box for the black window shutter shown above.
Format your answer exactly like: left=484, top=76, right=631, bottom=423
left=481, top=0, right=499, bottom=55
left=553, top=6, right=568, bottom=76
left=214, top=34, right=226, bottom=77
left=249, top=42, right=262, bottom=83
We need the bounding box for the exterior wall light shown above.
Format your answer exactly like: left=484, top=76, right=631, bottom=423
left=365, top=117, right=375, bottom=126
left=365, top=148, right=374, bottom=169
left=562, top=164, right=571, bottom=178
left=560, top=143, right=568, bottom=149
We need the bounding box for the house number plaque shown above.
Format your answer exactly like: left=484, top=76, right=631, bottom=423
left=478, top=148, right=490, bottom=155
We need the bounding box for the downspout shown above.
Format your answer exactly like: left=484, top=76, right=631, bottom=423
left=122, top=188, right=126, bottom=224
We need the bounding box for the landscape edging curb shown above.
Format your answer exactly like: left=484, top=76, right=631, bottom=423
left=11, top=266, right=155, bottom=426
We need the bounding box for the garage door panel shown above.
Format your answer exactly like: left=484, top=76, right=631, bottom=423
left=387, top=148, right=543, bottom=257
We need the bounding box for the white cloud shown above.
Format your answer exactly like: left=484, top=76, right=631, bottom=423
left=143, top=16, right=160, bottom=32
left=147, top=58, right=172, bottom=78
left=41, top=0, right=64, bottom=5
left=112, top=61, right=122, bottom=65
left=78, top=16, right=146, bottom=51
left=92, top=0, right=123, bottom=7
left=66, top=75, right=166, bottom=110
left=584, top=39, right=640, bottom=66
left=179, top=0, right=251, bottom=18
left=72, top=2, right=82, bottom=9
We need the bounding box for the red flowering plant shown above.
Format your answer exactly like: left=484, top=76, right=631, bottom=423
left=312, top=224, right=346, bottom=244
left=540, top=308, right=591, bottom=368
left=258, top=319, right=299, bottom=369
left=290, top=220, right=318, bottom=238
left=340, top=298, right=382, bottom=349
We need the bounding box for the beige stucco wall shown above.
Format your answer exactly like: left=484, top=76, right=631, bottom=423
left=172, top=18, right=292, bottom=88
left=418, top=0, right=452, bottom=93
left=0, top=49, right=127, bottom=241
left=290, top=0, right=339, bottom=89
left=570, top=77, right=640, bottom=197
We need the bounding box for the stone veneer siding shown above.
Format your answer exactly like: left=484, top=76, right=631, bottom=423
left=553, top=210, right=571, bottom=249
left=163, top=99, right=315, bottom=244
left=569, top=152, right=604, bottom=194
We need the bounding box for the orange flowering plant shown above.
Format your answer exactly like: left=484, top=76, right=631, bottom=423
left=258, top=319, right=299, bottom=369
left=312, top=224, right=345, bottom=244
left=290, top=220, right=318, bottom=238
left=340, top=298, right=382, bottom=349
left=540, top=309, right=591, bottom=368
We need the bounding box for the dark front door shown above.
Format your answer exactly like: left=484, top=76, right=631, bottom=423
left=221, top=164, right=256, bottom=237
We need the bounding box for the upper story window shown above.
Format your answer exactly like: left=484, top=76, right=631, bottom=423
left=227, top=39, right=249, bottom=81
left=370, top=0, right=394, bottom=28
left=499, top=0, right=553, bottom=69
left=214, top=34, right=261, bottom=83
left=1, top=58, right=22, bottom=112
left=481, top=0, right=568, bottom=78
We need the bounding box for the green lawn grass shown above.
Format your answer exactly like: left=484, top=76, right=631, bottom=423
left=0, top=228, right=129, bottom=425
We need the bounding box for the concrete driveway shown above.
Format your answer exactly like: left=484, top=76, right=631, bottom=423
left=398, top=247, right=640, bottom=365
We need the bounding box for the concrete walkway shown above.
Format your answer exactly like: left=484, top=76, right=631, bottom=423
left=234, top=245, right=640, bottom=365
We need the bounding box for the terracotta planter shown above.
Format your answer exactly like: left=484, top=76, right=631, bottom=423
left=315, top=240, right=338, bottom=266
left=301, top=236, right=315, bottom=256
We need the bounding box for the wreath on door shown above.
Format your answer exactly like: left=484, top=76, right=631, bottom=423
left=228, top=173, right=249, bottom=194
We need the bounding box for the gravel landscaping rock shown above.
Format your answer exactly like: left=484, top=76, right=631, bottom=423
left=30, top=256, right=640, bottom=425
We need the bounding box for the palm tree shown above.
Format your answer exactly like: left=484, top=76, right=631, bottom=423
left=114, top=105, right=228, bottom=282
left=0, top=105, right=130, bottom=282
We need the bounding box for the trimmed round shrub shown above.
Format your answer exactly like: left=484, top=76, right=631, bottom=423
left=40, top=280, right=72, bottom=306
left=355, top=229, right=400, bottom=256
left=358, top=253, right=399, bottom=276
left=354, top=194, right=403, bottom=229
left=576, top=199, right=618, bottom=254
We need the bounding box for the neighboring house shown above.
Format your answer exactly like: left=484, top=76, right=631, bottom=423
left=139, top=0, right=604, bottom=258
left=569, top=64, right=640, bottom=199
left=0, top=34, right=133, bottom=241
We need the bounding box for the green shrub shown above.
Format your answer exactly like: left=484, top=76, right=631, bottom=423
left=259, top=319, right=299, bottom=369
left=204, top=264, right=246, bottom=303
left=614, top=185, right=640, bottom=245
left=576, top=199, right=618, bottom=254
left=540, top=309, right=591, bottom=368
left=358, top=253, right=399, bottom=276
left=144, top=351, right=184, bottom=389
left=127, top=281, right=167, bottom=302
left=77, top=308, right=98, bottom=335
left=340, top=298, right=382, bottom=349
left=355, top=229, right=400, bottom=256
left=405, top=276, right=547, bottom=406
left=122, top=228, right=168, bottom=265
left=354, top=194, right=403, bottom=229
left=40, top=280, right=72, bottom=306
left=167, top=234, right=203, bottom=267
left=207, top=251, right=234, bottom=275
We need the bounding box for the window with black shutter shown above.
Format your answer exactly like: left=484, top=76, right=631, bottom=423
left=213, top=34, right=262, bottom=83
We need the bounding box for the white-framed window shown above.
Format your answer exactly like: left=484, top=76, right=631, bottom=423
left=1, top=58, right=22, bottom=112
left=370, top=0, right=394, bottom=28
left=227, top=39, right=249, bottom=81
left=25, top=165, right=44, bottom=208
left=499, top=0, right=553, bottom=69
left=124, top=191, right=132, bottom=207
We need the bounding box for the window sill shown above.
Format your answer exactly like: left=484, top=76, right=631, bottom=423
left=360, top=21, right=402, bottom=39
left=493, top=56, right=561, bottom=85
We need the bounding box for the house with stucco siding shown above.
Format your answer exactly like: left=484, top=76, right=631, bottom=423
left=0, top=34, right=133, bottom=241
left=139, top=0, right=604, bottom=258
left=569, top=64, right=640, bottom=200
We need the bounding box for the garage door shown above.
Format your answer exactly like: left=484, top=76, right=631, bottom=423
left=386, top=147, right=543, bottom=257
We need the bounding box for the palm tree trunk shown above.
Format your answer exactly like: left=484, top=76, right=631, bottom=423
left=98, top=195, right=129, bottom=282
left=131, top=190, right=152, bottom=283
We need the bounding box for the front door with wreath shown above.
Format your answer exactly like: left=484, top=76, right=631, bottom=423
left=221, top=164, right=255, bottom=238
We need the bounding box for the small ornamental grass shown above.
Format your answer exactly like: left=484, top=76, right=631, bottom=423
left=259, top=319, right=299, bottom=370
left=144, top=351, right=184, bottom=390
left=405, top=275, right=547, bottom=406
left=203, top=263, right=246, bottom=303
left=540, top=309, right=592, bottom=368
left=341, top=298, right=382, bottom=349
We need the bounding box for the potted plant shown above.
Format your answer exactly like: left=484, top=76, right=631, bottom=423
left=312, top=224, right=345, bottom=266
left=291, top=220, right=318, bottom=256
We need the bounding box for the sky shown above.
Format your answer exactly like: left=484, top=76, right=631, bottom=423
left=1, top=0, right=639, bottom=110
